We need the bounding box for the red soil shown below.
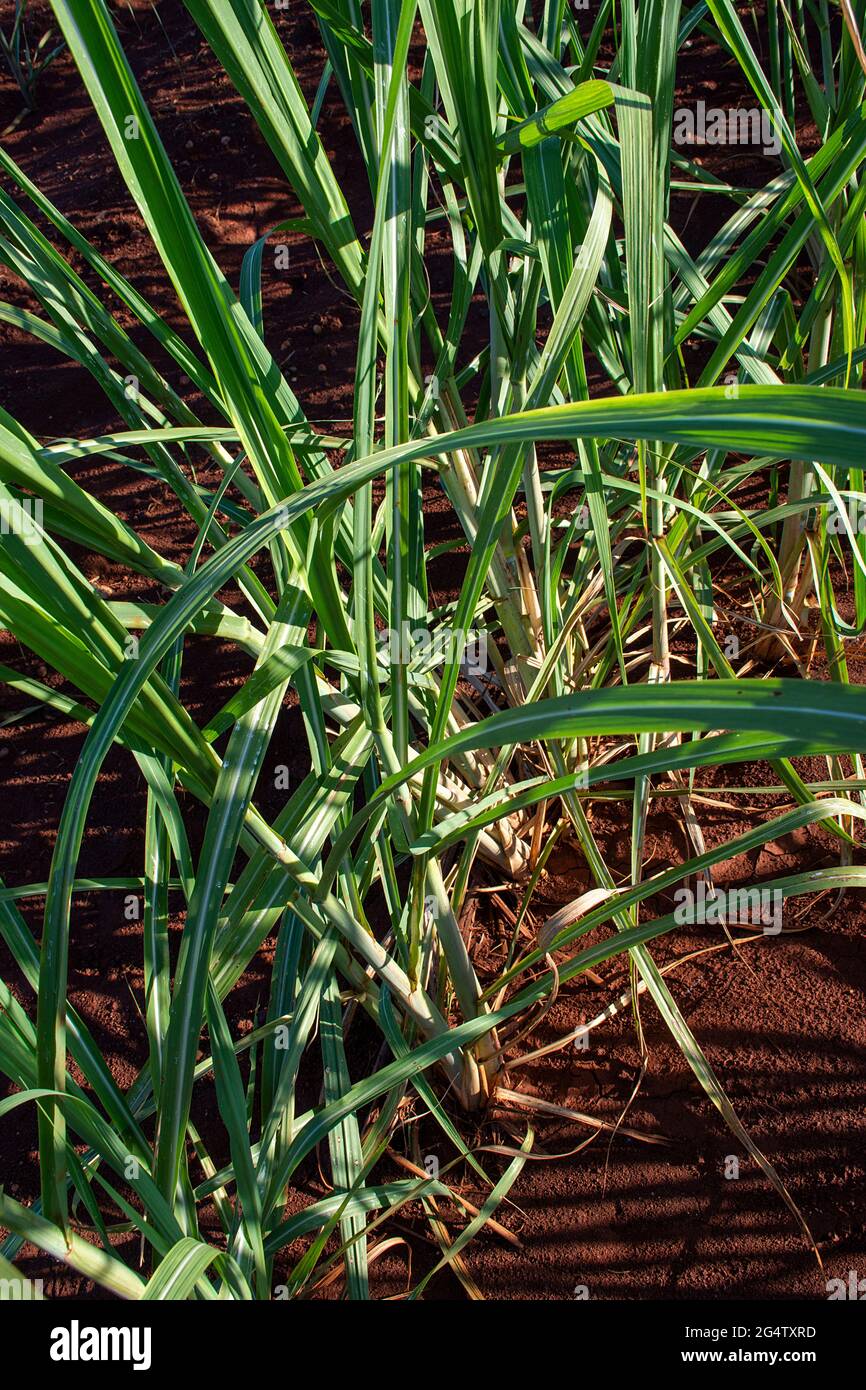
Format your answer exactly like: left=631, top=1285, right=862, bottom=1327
left=0, top=1, right=864, bottom=1300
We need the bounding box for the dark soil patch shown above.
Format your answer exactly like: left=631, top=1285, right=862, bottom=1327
left=1, top=1, right=864, bottom=1300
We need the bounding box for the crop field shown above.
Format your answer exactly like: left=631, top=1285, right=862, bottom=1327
left=0, top=0, right=865, bottom=1312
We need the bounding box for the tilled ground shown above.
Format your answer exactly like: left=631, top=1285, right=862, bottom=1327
left=1, top=0, right=864, bottom=1300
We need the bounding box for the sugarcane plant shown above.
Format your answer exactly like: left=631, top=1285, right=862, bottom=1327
left=0, top=1, right=65, bottom=122
left=0, top=0, right=866, bottom=1299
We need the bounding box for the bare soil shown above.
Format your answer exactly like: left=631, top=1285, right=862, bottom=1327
left=1, top=1, right=864, bottom=1301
